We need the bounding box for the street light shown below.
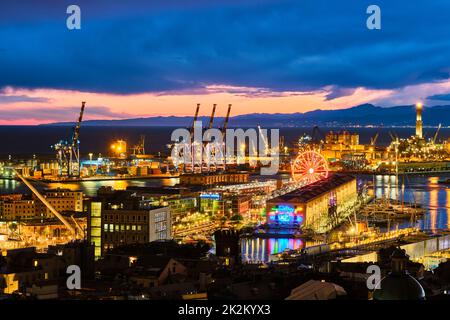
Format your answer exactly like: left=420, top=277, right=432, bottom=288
left=88, top=153, right=94, bottom=175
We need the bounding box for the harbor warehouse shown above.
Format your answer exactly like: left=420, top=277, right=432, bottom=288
left=266, top=174, right=357, bottom=232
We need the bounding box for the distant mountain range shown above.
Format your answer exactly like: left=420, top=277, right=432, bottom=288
left=45, top=104, right=450, bottom=127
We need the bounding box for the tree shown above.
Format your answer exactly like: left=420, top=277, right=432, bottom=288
left=8, top=222, right=18, bottom=233
left=231, top=214, right=243, bottom=222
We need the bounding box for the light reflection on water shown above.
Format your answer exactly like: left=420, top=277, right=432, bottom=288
left=0, top=177, right=179, bottom=197
left=242, top=174, right=450, bottom=263
left=371, top=174, right=450, bottom=232
left=241, top=237, right=306, bottom=264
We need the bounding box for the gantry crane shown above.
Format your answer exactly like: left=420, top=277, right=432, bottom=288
left=370, top=132, right=379, bottom=146
left=132, top=135, right=146, bottom=155
left=221, top=104, right=232, bottom=134
left=53, top=101, right=86, bottom=177
left=190, top=103, right=200, bottom=137
left=182, top=104, right=201, bottom=173
left=432, top=123, right=441, bottom=144
left=208, top=104, right=217, bottom=129
left=200, top=104, right=217, bottom=172
left=217, top=104, right=232, bottom=170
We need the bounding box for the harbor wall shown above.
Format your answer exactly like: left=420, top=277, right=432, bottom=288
left=342, top=234, right=450, bottom=263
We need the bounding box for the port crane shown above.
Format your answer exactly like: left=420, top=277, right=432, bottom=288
left=370, top=132, right=379, bottom=146
left=221, top=104, right=232, bottom=134
left=208, top=104, right=217, bottom=130
left=178, top=103, right=232, bottom=173
left=201, top=104, right=218, bottom=172
left=432, top=123, right=441, bottom=144
left=216, top=104, right=232, bottom=170
left=175, top=103, right=200, bottom=173
left=190, top=103, right=201, bottom=137
left=131, top=135, right=146, bottom=155
left=53, top=101, right=86, bottom=177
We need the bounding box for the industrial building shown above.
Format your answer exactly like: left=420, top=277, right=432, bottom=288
left=385, top=103, right=450, bottom=164
left=320, top=131, right=387, bottom=169
left=266, top=174, right=357, bottom=232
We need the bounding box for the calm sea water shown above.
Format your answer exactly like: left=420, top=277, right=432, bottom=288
left=0, top=125, right=448, bottom=159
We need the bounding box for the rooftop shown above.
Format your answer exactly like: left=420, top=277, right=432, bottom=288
left=270, top=174, right=355, bottom=204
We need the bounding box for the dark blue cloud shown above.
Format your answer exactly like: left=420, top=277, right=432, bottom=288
left=427, top=93, right=450, bottom=101
left=324, top=86, right=357, bottom=101
left=0, top=0, right=449, bottom=94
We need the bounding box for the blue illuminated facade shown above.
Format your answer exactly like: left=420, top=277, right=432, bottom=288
left=267, top=204, right=304, bottom=227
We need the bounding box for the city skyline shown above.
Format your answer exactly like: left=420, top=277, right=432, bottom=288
left=1, top=1, right=450, bottom=303
left=2, top=0, right=450, bottom=124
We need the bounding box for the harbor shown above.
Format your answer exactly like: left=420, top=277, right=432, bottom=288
left=240, top=173, right=450, bottom=264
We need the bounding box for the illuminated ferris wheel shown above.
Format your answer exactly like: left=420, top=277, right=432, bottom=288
left=291, top=150, right=329, bottom=184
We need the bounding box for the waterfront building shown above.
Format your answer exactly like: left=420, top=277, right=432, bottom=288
left=209, top=181, right=276, bottom=220
left=210, top=180, right=277, bottom=196
left=266, top=174, right=357, bottom=232
left=0, top=189, right=83, bottom=221
left=199, top=192, right=252, bottom=217
left=180, top=172, right=249, bottom=186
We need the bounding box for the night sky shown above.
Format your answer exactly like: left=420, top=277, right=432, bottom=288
left=1, top=0, right=450, bottom=124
